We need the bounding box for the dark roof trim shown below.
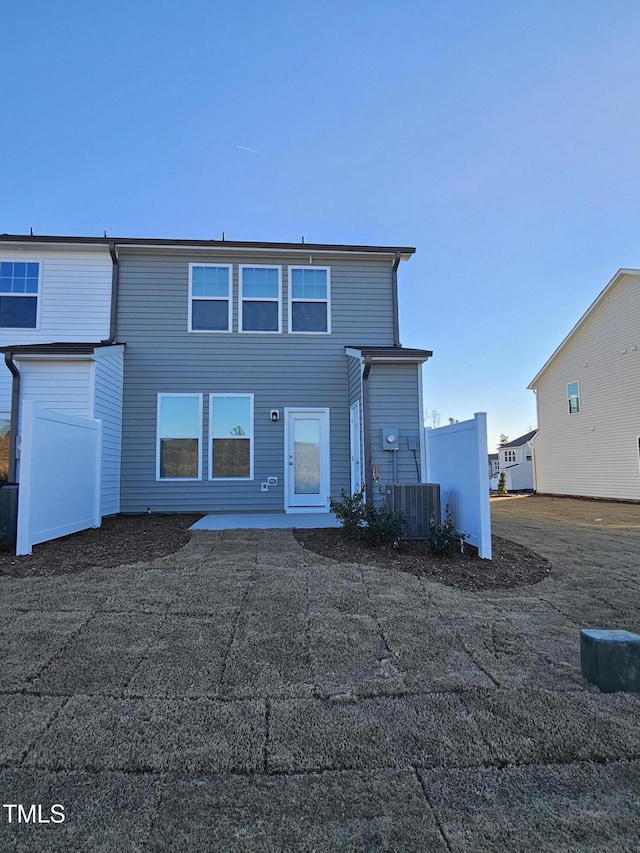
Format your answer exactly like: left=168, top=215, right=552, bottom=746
left=500, top=429, right=537, bottom=448
left=346, top=345, right=433, bottom=363
left=0, top=234, right=416, bottom=258
left=0, top=342, right=122, bottom=355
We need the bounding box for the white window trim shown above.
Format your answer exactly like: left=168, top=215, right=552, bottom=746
left=156, top=393, right=203, bottom=481
left=188, top=263, right=232, bottom=333
left=209, top=393, right=254, bottom=480
left=287, top=265, right=331, bottom=334
left=0, top=259, right=41, bottom=331
left=239, top=265, right=281, bottom=334
left=567, top=380, right=581, bottom=415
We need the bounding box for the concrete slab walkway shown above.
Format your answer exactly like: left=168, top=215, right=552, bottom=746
left=1, top=510, right=640, bottom=850
left=190, top=511, right=341, bottom=530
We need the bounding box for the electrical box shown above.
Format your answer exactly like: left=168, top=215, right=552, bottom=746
left=267, top=476, right=278, bottom=486
left=407, top=435, right=417, bottom=451
left=381, top=426, right=400, bottom=451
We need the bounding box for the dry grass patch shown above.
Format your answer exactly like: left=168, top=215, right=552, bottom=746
left=492, top=494, right=640, bottom=533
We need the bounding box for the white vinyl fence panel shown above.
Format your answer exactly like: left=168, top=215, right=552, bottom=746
left=424, top=412, right=492, bottom=559
left=17, top=402, right=101, bottom=555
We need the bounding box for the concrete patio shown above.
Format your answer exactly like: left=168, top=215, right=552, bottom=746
left=1, top=504, right=640, bottom=851
left=190, top=511, right=341, bottom=530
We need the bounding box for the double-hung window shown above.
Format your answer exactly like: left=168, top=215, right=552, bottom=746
left=0, top=261, right=39, bottom=328
left=210, top=394, right=253, bottom=479
left=189, top=264, right=231, bottom=332
left=289, top=267, right=330, bottom=333
left=240, top=266, right=281, bottom=332
left=156, top=394, right=202, bottom=480
left=567, top=381, right=580, bottom=414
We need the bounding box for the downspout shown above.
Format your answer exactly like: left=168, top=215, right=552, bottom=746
left=5, top=353, right=19, bottom=482
left=362, top=356, right=373, bottom=502
left=101, top=241, right=118, bottom=344
left=392, top=252, right=401, bottom=347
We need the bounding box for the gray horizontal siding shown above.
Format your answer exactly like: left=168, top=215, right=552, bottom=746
left=367, top=363, right=422, bottom=505
left=117, top=251, right=396, bottom=512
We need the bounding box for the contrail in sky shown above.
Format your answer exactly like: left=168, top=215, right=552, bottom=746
left=236, top=145, right=265, bottom=155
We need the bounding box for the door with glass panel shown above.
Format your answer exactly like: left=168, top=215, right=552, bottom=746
left=285, top=408, right=330, bottom=510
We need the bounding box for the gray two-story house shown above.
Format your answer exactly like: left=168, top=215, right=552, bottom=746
left=113, top=237, right=432, bottom=515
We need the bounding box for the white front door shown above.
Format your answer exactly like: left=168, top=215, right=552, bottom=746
left=285, top=408, right=330, bottom=511
left=349, top=401, right=362, bottom=494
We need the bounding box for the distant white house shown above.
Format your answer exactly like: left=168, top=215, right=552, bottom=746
left=529, top=268, right=640, bottom=500
left=490, top=430, right=536, bottom=491
left=488, top=452, right=499, bottom=478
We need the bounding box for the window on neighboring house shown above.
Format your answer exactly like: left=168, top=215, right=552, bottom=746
left=504, top=450, right=516, bottom=463
left=568, top=381, right=580, bottom=414
left=240, top=267, right=281, bottom=332
left=289, top=267, right=330, bottom=333
left=210, top=394, right=253, bottom=479
left=0, top=262, right=39, bottom=328
left=156, top=394, right=202, bottom=480
left=189, top=264, right=231, bottom=332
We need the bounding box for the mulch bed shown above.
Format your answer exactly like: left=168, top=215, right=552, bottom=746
left=0, top=514, right=551, bottom=592
left=293, top=528, right=552, bottom=591
left=0, top=514, right=202, bottom=578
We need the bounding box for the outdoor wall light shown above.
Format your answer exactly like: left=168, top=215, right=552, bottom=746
left=270, top=410, right=280, bottom=422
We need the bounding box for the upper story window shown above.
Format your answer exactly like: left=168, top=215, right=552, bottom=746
left=289, top=267, right=331, bottom=333
left=156, top=394, right=202, bottom=480
left=210, top=394, right=253, bottom=479
left=0, top=261, right=39, bottom=328
left=504, top=450, right=516, bottom=463
left=567, top=381, right=580, bottom=414
left=240, top=266, right=281, bottom=333
left=189, top=264, right=231, bottom=332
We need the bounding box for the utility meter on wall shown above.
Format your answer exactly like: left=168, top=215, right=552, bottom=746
left=382, top=426, right=400, bottom=451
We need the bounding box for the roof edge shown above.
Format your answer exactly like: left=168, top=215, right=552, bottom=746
left=0, top=234, right=415, bottom=259
left=528, top=268, right=640, bottom=389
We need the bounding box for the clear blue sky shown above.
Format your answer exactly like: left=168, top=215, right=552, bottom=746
left=3, top=0, right=639, bottom=451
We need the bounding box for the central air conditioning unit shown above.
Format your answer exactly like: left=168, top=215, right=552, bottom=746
left=386, top=483, right=441, bottom=540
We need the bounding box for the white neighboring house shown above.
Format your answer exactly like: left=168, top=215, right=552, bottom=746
left=529, top=268, right=640, bottom=500
left=490, top=430, right=536, bottom=491
left=0, top=237, right=123, bottom=524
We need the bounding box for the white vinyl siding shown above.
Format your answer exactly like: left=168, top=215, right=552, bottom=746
left=533, top=272, right=640, bottom=500
left=0, top=250, right=112, bottom=346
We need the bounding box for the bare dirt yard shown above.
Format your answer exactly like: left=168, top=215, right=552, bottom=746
left=2, top=496, right=640, bottom=850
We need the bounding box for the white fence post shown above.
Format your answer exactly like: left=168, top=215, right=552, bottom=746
left=424, top=412, right=492, bottom=560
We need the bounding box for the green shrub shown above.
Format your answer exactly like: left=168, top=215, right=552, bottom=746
left=427, top=503, right=463, bottom=557
left=359, top=502, right=406, bottom=547
left=497, top=471, right=508, bottom=496
left=330, top=489, right=366, bottom=539
left=330, top=489, right=405, bottom=547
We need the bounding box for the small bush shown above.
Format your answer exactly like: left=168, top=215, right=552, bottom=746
left=330, top=489, right=366, bottom=539
left=497, top=471, right=508, bottom=496
left=360, top=502, right=406, bottom=547
left=330, top=489, right=405, bottom=547
left=427, top=504, right=463, bottom=557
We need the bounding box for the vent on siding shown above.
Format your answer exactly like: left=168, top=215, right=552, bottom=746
left=386, top=483, right=441, bottom=540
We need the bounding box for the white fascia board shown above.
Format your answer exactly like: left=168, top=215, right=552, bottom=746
left=528, top=268, right=640, bottom=389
